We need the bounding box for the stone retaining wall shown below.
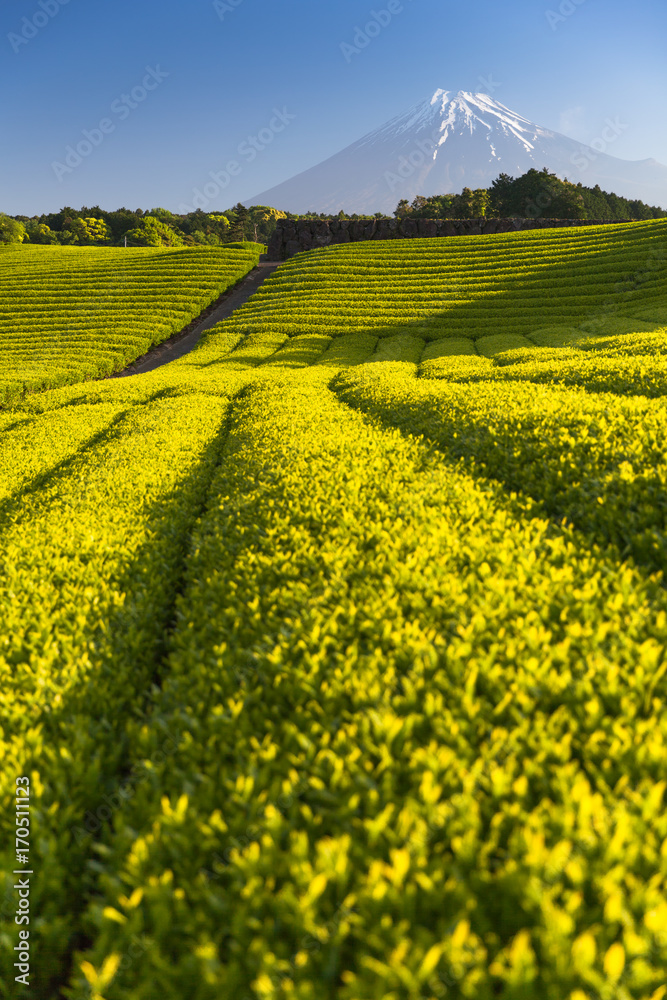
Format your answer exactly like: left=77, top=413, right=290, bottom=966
left=267, top=217, right=630, bottom=260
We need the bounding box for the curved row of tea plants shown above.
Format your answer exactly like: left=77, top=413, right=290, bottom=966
left=214, top=219, right=667, bottom=349
left=0, top=369, right=259, bottom=997
left=334, top=359, right=667, bottom=577
left=58, top=371, right=667, bottom=1000
left=0, top=242, right=262, bottom=402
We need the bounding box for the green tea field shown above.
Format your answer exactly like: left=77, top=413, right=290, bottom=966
left=2, top=219, right=667, bottom=1000
left=0, top=242, right=263, bottom=403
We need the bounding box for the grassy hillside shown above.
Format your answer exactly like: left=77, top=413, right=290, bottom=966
left=0, top=243, right=262, bottom=402
left=221, top=218, right=667, bottom=347
left=2, top=221, right=667, bottom=1000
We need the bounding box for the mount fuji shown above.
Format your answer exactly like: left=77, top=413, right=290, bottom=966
left=247, top=90, right=667, bottom=215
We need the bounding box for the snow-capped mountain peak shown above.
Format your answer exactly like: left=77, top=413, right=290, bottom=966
left=248, top=88, right=667, bottom=214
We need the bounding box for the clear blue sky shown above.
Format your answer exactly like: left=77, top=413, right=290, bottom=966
left=1, top=0, right=665, bottom=215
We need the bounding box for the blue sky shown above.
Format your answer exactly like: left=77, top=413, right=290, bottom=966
left=1, top=0, right=666, bottom=215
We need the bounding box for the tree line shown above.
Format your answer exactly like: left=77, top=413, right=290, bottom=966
left=1, top=169, right=664, bottom=246
left=0, top=203, right=285, bottom=247
left=394, top=168, right=667, bottom=221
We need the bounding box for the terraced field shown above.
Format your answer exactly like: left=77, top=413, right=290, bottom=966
left=220, top=219, right=667, bottom=347
left=0, top=242, right=263, bottom=402
left=2, top=220, right=667, bottom=1000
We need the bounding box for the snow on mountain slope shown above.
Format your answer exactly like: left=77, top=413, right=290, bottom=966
left=247, top=90, right=667, bottom=214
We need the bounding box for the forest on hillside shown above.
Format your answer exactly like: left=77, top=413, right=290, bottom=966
left=393, top=168, right=667, bottom=222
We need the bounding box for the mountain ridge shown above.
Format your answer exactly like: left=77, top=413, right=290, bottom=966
left=247, top=90, right=667, bottom=214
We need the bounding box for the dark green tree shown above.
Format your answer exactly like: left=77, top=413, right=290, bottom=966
left=489, top=168, right=585, bottom=219
left=226, top=202, right=250, bottom=242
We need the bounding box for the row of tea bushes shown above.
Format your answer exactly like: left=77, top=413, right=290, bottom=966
left=216, top=220, right=667, bottom=344
left=0, top=243, right=261, bottom=402
left=61, top=371, right=667, bottom=999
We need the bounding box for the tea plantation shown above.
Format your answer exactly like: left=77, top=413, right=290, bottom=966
left=1, top=220, right=667, bottom=1000
left=0, top=242, right=263, bottom=402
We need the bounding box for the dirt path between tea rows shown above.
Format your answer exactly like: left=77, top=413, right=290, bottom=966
left=114, top=261, right=280, bottom=377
